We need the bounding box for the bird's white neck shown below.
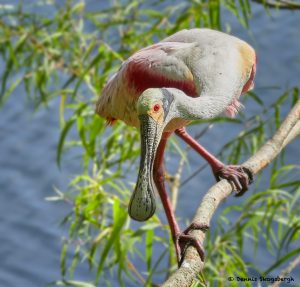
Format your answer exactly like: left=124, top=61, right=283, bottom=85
left=171, top=88, right=236, bottom=120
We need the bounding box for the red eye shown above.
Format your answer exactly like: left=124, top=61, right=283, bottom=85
left=153, top=104, right=160, bottom=112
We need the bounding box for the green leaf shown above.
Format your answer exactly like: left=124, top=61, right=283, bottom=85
left=247, top=91, right=264, bottom=106
left=57, top=118, right=76, bottom=168
left=145, top=228, right=153, bottom=273
left=0, top=77, right=22, bottom=106
left=209, top=0, right=221, bottom=29
left=60, top=243, right=68, bottom=277
left=264, top=247, right=300, bottom=275
left=96, top=197, right=127, bottom=282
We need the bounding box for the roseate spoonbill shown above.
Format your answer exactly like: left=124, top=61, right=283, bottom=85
left=96, top=28, right=256, bottom=264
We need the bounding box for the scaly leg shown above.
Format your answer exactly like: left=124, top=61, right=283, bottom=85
left=153, top=132, right=209, bottom=265
left=175, top=127, right=253, bottom=195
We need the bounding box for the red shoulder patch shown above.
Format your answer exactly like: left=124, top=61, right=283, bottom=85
left=126, top=62, right=198, bottom=97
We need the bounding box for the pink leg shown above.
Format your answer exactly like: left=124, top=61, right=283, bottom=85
left=153, top=132, right=208, bottom=265
left=175, top=128, right=253, bottom=194
left=153, top=132, right=180, bottom=242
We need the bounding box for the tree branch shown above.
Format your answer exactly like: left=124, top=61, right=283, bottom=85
left=270, top=254, right=300, bottom=287
left=252, top=0, right=300, bottom=10
left=162, top=101, right=300, bottom=287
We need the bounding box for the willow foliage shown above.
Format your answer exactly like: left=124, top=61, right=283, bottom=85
left=0, top=1, right=299, bottom=286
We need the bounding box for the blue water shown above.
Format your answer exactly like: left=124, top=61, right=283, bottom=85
left=0, top=1, right=299, bottom=287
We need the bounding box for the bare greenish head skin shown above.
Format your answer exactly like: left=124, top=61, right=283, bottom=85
left=136, top=88, right=166, bottom=129
left=136, top=88, right=177, bottom=123
left=136, top=88, right=164, bottom=114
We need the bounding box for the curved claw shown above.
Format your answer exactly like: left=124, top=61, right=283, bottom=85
left=235, top=166, right=253, bottom=196
left=214, top=165, right=254, bottom=195
left=174, top=223, right=209, bottom=266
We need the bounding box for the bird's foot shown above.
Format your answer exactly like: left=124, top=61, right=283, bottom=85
left=174, top=222, right=209, bottom=266
left=213, top=165, right=254, bottom=196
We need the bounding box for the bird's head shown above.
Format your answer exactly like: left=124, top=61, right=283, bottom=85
left=136, top=88, right=176, bottom=126
left=128, top=88, right=177, bottom=221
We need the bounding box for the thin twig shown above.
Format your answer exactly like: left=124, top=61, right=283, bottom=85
left=162, top=101, right=300, bottom=287
left=170, top=124, right=214, bottom=208
left=270, top=254, right=300, bottom=287
left=252, top=0, right=300, bottom=9
left=170, top=157, right=185, bottom=210
left=127, top=259, right=146, bottom=285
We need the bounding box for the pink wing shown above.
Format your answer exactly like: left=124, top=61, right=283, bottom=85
left=124, top=42, right=199, bottom=98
